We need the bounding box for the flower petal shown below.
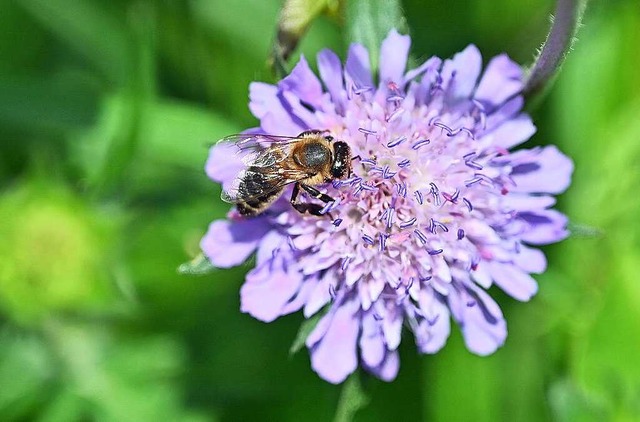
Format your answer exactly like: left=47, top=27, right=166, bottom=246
left=416, top=290, right=451, bottom=353
left=475, top=54, right=523, bottom=108
left=308, top=298, right=360, bottom=384
left=487, top=261, right=538, bottom=301
left=240, top=251, right=302, bottom=322
left=379, top=29, right=411, bottom=85
left=317, top=49, right=345, bottom=111
left=513, top=245, right=547, bottom=274
left=519, top=209, right=570, bottom=245
left=365, top=350, right=400, bottom=382
left=249, top=82, right=304, bottom=135
left=359, top=311, right=385, bottom=368
left=450, top=285, right=507, bottom=355
left=278, top=55, right=323, bottom=108
left=205, top=141, right=245, bottom=190
left=511, top=146, right=574, bottom=194
left=441, top=44, right=482, bottom=102
left=345, top=43, right=373, bottom=90
left=201, top=219, right=270, bottom=268
left=482, top=113, right=536, bottom=150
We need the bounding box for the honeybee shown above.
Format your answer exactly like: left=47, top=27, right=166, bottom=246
left=220, top=130, right=352, bottom=216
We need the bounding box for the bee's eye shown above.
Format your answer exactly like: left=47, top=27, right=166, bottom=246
left=325, top=135, right=334, bottom=142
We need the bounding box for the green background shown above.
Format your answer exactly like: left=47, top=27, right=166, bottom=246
left=1, top=0, right=639, bottom=420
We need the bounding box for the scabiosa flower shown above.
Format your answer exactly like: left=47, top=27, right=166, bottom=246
left=201, top=30, right=573, bottom=384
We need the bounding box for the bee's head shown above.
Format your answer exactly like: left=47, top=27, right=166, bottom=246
left=330, top=141, right=351, bottom=179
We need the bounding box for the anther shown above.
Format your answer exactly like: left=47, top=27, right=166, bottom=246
left=412, top=139, right=431, bottom=150
left=386, top=136, right=406, bottom=148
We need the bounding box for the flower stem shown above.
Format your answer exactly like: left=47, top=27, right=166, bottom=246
left=523, top=0, right=588, bottom=97
left=333, top=372, right=369, bottom=422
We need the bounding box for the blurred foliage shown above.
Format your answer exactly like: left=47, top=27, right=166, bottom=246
left=0, top=0, right=638, bottom=421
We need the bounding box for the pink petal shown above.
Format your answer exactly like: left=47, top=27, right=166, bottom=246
left=379, top=29, right=411, bottom=85
left=240, top=254, right=302, bottom=322
left=475, top=54, right=523, bottom=106
left=201, top=219, right=270, bottom=268
left=309, top=299, right=360, bottom=384
left=441, top=44, right=482, bottom=102
left=359, top=311, right=385, bottom=368
left=487, top=261, right=538, bottom=301
left=511, top=146, right=574, bottom=194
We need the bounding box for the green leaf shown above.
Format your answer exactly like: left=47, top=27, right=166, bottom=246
left=345, top=0, right=407, bottom=71
left=178, top=253, right=217, bottom=276
left=333, top=372, right=370, bottom=422
left=289, top=312, right=323, bottom=356
left=17, top=0, right=132, bottom=84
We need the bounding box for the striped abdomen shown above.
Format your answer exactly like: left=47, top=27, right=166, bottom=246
left=236, top=167, right=284, bottom=216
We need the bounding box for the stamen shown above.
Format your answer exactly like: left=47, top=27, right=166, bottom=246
left=387, top=136, right=406, bottom=148
left=362, top=234, right=375, bottom=245
left=387, top=95, right=404, bottom=102
left=433, top=219, right=449, bottom=233
left=412, top=139, right=431, bottom=149
left=386, top=207, right=395, bottom=229
left=465, top=159, right=483, bottom=170
left=341, top=257, right=352, bottom=270
left=379, top=208, right=389, bottom=222
left=386, top=108, right=405, bottom=123
left=462, top=197, right=473, bottom=211
left=382, top=166, right=397, bottom=179
left=360, top=158, right=376, bottom=166
left=332, top=218, right=343, bottom=227
left=419, top=275, right=432, bottom=282
left=457, top=229, right=465, bottom=239
left=369, top=166, right=384, bottom=175
left=397, top=158, right=411, bottom=168
left=372, top=313, right=383, bottom=321
left=287, top=237, right=297, bottom=251
left=379, top=233, right=388, bottom=252
left=429, top=182, right=440, bottom=194
left=358, top=127, right=376, bottom=135
left=360, top=181, right=378, bottom=192
left=395, top=182, right=407, bottom=197
left=414, top=229, right=428, bottom=245
left=329, top=285, right=336, bottom=299
left=464, top=176, right=482, bottom=187
left=428, top=249, right=444, bottom=255
left=406, top=277, right=414, bottom=291
left=433, top=121, right=454, bottom=136
left=354, top=86, right=372, bottom=95
left=400, top=217, right=417, bottom=229
left=414, top=190, right=424, bottom=205
left=349, top=177, right=363, bottom=186
left=428, top=218, right=436, bottom=234
left=442, top=189, right=460, bottom=203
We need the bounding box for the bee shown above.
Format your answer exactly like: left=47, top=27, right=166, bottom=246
left=220, top=130, right=352, bottom=217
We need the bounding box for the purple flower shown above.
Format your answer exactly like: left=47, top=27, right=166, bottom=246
left=201, top=30, right=573, bottom=384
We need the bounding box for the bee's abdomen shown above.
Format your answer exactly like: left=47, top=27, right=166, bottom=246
left=236, top=169, right=282, bottom=216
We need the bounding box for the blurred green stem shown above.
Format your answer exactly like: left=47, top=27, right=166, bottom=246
left=333, top=372, right=369, bottom=422
left=523, top=0, right=588, bottom=97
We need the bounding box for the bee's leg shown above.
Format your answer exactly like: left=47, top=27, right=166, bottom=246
left=290, top=183, right=334, bottom=217
left=297, top=129, right=325, bottom=137
left=299, top=184, right=335, bottom=204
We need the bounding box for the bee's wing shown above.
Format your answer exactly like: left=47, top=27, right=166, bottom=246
left=219, top=133, right=301, bottom=154
left=221, top=167, right=311, bottom=204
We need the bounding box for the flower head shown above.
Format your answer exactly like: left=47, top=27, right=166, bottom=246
left=202, top=30, right=573, bottom=384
